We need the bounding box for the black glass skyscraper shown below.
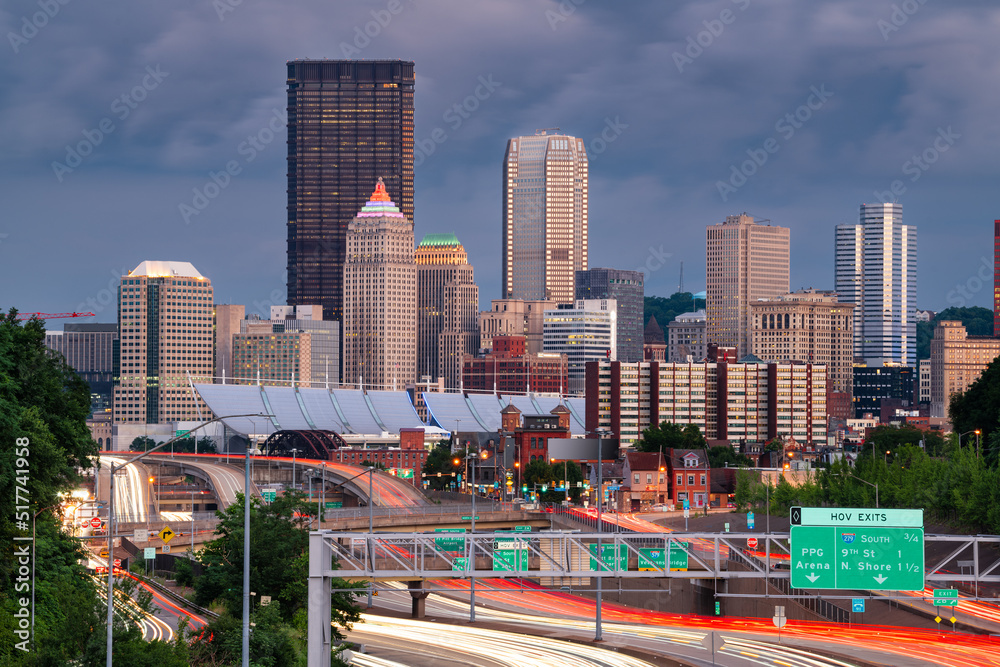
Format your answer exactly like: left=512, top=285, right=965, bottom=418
left=286, top=59, right=414, bottom=321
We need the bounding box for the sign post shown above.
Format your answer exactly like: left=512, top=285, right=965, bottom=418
left=773, top=605, right=786, bottom=642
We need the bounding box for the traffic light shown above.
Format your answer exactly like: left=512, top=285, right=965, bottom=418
left=541, top=485, right=548, bottom=493
left=521, top=485, right=527, bottom=492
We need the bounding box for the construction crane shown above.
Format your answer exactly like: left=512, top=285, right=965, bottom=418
left=13, top=312, right=96, bottom=321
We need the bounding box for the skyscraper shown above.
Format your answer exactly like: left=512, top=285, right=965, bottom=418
left=994, top=220, right=999, bottom=337
left=543, top=299, right=616, bottom=394
left=502, top=130, right=588, bottom=304
left=705, top=214, right=790, bottom=358
left=342, top=179, right=416, bottom=390
left=415, top=233, right=480, bottom=389
left=286, top=59, right=414, bottom=322
left=575, top=268, right=644, bottom=362
left=113, top=261, right=213, bottom=424
left=45, top=323, right=118, bottom=415
left=835, top=203, right=917, bottom=366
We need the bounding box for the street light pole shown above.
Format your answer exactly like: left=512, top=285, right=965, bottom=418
left=593, top=427, right=613, bottom=642
left=291, top=449, right=298, bottom=490
left=242, top=440, right=250, bottom=667
left=844, top=471, right=879, bottom=509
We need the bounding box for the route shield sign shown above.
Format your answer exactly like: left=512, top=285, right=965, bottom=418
left=639, top=543, right=689, bottom=571
left=790, top=525, right=924, bottom=590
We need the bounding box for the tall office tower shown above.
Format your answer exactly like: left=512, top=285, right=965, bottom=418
left=502, top=130, right=588, bottom=304
left=286, top=59, right=415, bottom=322
left=343, top=179, right=416, bottom=390
left=113, top=261, right=213, bottom=424
left=575, top=268, right=644, bottom=362
left=479, top=299, right=555, bottom=354
left=705, top=214, right=790, bottom=358
left=213, top=304, right=245, bottom=384
left=415, top=233, right=480, bottom=389
left=995, top=220, right=999, bottom=337
left=45, top=323, right=118, bottom=415
left=835, top=203, right=917, bottom=366
left=543, top=299, right=617, bottom=394
left=234, top=310, right=340, bottom=387
left=930, top=320, right=1000, bottom=418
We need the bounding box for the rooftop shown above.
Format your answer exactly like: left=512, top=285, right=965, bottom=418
left=129, top=261, right=205, bottom=279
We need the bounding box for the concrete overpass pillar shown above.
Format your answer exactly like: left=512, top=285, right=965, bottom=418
left=408, top=580, right=430, bottom=619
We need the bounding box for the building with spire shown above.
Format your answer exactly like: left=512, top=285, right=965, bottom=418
left=343, top=178, right=416, bottom=390
left=643, top=316, right=667, bottom=362
left=502, top=130, right=588, bottom=304
left=416, top=233, right=480, bottom=389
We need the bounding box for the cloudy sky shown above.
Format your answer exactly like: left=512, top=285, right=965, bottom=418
left=2, top=0, right=997, bottom=322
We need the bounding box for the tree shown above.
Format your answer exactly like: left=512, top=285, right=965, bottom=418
left=634, top=421, right=705, bottom=453
left=644, top=292, right=706, bottom=330
left=130, top=436, right=157, bottom=451
left=194, top=491, right=362, bottom=635
left=707, top=445, right=753, bottom=468
left=949, top=356, right=1000, bottom=464
left=422, top=441, right=463, bottom=490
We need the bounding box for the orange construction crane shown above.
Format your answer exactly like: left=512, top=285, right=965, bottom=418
left=13, top=312, right=96, bottom=321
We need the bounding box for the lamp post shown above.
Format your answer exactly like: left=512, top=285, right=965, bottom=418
left=104, top=413, right=269, bottom=667
left=884, top=450, right=891, bottom=466
left=844, top=471, right=879, bottom=509
left=975, top=429, right=982, bottom=459
left=465, top=450, right=487, bottom=622
left=593, top=427, right=614, bottom=642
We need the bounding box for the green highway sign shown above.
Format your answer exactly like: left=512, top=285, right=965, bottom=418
left=639, top=543, right=690, bottom=571
left=434, top=528, right=466, bottom=552
left=493, top=538, right=528, bottom=571
left=461, top=515, right=480, bottom=521
left=933, top=589, right=959, bottom=606
left=514, top=525, right=532, bottom=532
left=452, top=557, right=467, bottom=571
left=791, top=506, right=923, bottom=528
left=589, top=544, right=628, bottom=571
left=790, top=525, right=924, bottom=591
left=262, top=490, right=277, bottom=503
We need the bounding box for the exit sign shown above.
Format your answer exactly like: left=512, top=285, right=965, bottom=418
left=791, top=506, right=923, bottom=528
left=790, top=525, right=924, bottom=590
left=933, top=589, right=959, bottom=606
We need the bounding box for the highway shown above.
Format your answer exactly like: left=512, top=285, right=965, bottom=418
left=102, top=456, right=152, bottom=523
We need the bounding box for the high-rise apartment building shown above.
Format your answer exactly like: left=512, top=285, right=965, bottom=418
left=233, top=311, right=340, bottom=387
left=502, top=130, right=588, bottom=304
left=543, top=299, right=617, bottom=394
left=667, top=310, right=707, bottom=362
left=750, top=290, right=854, bottom=418
left=575, top=268, right=643, bottom=362
left=113, top=261, right=213, bottom=424
left=45, top=323, right=118, bottom=415
left=930, top=320, right=1000, bottom=418
left=584, top=359, right=827, bottom=447
left=343, top=179, right=416, bottom=390
left=706, top=214, right=790, bottom=358
left=835, top=203, right=917, bottom=366
left=416, top=233, right=480, bottom=388
left=286, top=59, right=414, bottom=322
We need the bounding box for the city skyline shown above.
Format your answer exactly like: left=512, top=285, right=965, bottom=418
left=2, top=1, right=999, bottom=321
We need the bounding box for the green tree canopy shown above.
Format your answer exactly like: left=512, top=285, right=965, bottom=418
left=707, top=445, right=754, bottom=468
left=634, top=421, right=705, bottom=453
left=949, top=355, right=1000, bottom=464
left=644, top=292, right=706, bottom=331
left=422, top=441, right=464, bottom=490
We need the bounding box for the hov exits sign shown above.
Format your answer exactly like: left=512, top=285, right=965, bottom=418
left=790, top=506, right=925, bottom=591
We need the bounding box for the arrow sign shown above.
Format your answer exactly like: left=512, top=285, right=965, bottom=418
left=806, top=573, right=820, bottom=583
left=874, top=574, right=888, bottom=584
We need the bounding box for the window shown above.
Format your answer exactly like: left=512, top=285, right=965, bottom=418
left=688, top=475, right=695, bottom=485
left=634, top=473, right=640, bottom=484
left=676, top=474, right=682, bottom=486
left=646, top=473, right=652, bottom=484
left=700, top=474, right=706, bottom=486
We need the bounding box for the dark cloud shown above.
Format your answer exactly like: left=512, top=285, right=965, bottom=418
left=1, top=0, right=997, bottom=319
